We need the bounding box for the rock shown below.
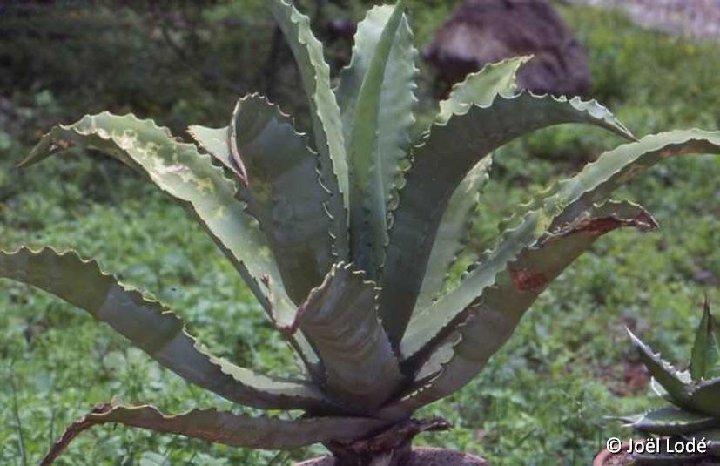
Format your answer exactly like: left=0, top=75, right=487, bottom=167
left=295, top=447, right=489, bottom=465
left=423, top=0, right=591, bottom=97
left=569, top=0, right=720, bottom=40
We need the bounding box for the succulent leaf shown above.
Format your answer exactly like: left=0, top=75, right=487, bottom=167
left=380, top=92, right=635, bottom=344
left=416, top=158, right=492, bottom=309
left=231, top=94, right=336, bottom=304
left=549, top=130, right=720, bottom=228
left=413, top=57, right=524, bottom=308
left=21, top=112, right=298, bottom=329
left=437, top=56, right=530, bottom=124
left=690, top=297, right=720, bottom=381
left=269, top=0, right=349, bottom=260
left=626, top=299, right=720, bottom=418
left=628, top=329, right=695, bottom=410
left=9, top=0, right=720, bottom=457
left=402, top=200, right=657, bottom=360
left=335, top=2, right=416, bottom=278
left=686, top=378, right=720, bottom=417
left=187, top=124, right=245, bottom=181
left=43, top=403, right=388, bottom=464
left=0, top=247, right=329, bottom=411
left=400, top=130, right=720, bottom=361
left=294, top=263, right=402, bottom=411
left=382, top=201, right=656, bottom=417
left=623, top=407, right=720, bottom=436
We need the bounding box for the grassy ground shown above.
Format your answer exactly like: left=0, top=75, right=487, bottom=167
left=1, top=3, right=720, bottom=465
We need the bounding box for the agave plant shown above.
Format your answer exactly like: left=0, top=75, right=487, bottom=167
left=3, top=0, right=720, bottom=464
left=621, top=298, right=720, bottom=463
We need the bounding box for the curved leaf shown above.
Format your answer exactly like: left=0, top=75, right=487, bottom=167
left=386, top=130, right=720, bottom=415
left=270, top=0, right=348, bottom=260
left=187, top=124, right=246, bottom=181
left=382, top=201, right=656, bottom=418
left=413, top=57, right=526, bottom=308
left=401, top=130, right=720, bottom=362
left=335, top=2, right=415, bottom=277
left=43, top=403, right=388, bottom=464
left=402, top=200, right=656, bottom=360
left=416, top=158, right=492, bottom=310
left=380, top=93, right=635, bottom=344
left=0, top=247, right=329, bottom=411
left=629, top=329, right=695, bottom=410
left=21, top=112, right=298, bottom=329
left=624, top=407, right=720, bottom=436
left=294, top=263, right=402, bottom=411
left=548, top=130, right=720, bottom=228
left=437, top=56, right=530, bottom=124
left=687, top=377, right=720, bottom=416
left=231, top=94, right=336, bottom=304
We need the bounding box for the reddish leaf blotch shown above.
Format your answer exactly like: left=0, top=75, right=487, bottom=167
left=510, top=268, right=548, bottom=292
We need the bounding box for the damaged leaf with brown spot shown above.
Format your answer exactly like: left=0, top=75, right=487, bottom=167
left=3, top=0, right=720, bottom=463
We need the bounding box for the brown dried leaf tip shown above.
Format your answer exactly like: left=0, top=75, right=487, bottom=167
left=41, top=402, right=113, bottom=466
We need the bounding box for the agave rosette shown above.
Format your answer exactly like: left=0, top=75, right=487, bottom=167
left=3, top=0, right=720, bottom=463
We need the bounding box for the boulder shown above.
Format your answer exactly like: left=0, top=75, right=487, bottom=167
left=423, top=0, right=591, bottom=97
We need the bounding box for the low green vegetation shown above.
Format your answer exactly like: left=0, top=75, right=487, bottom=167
left=1, top=2, right=719, bottom=465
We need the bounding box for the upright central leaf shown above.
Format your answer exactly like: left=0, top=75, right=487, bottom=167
left=690, top=298, right=720, bottom=381
left=270, top=0, right=349, bottom=260
left=335, top=2, right=415, bottom=278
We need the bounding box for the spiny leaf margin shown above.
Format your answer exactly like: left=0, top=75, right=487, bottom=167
left=0, top=247, right=329, bottom=411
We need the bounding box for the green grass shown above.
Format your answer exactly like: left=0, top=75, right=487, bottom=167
left=1, top=4, right=720, bottom=465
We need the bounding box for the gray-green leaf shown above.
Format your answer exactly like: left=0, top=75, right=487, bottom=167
left=382, top=201, right=656, bottom=418
left=294, top=263, right=402, bottom=411
left=381, top=93, right=635, bottom=344
left=21, top=112, right=298, bottom=329
left=335, top=2, right=416, bottom=278
left=42, top=403, right=387, bottom=464
left=0, top=247, right=328, bottom=411
left=270, top=0, right=349, bottom=260
left=437, top=55, right=530, bottom=124
left=231, top=94, right=336, bottom=304
left=416, top=158, right=492, bottom=309
left=690, top=297, right=720, bottom=381
left=629, top=329, right=695, bottom=411
left=624, top=407, right=720, bottom=436
left=187, top=124, right=245, bottom=181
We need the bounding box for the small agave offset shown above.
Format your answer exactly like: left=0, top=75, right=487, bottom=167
left=2, top=0, right=720, bottom=464
left=621, top=299, right=720, bottom=462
